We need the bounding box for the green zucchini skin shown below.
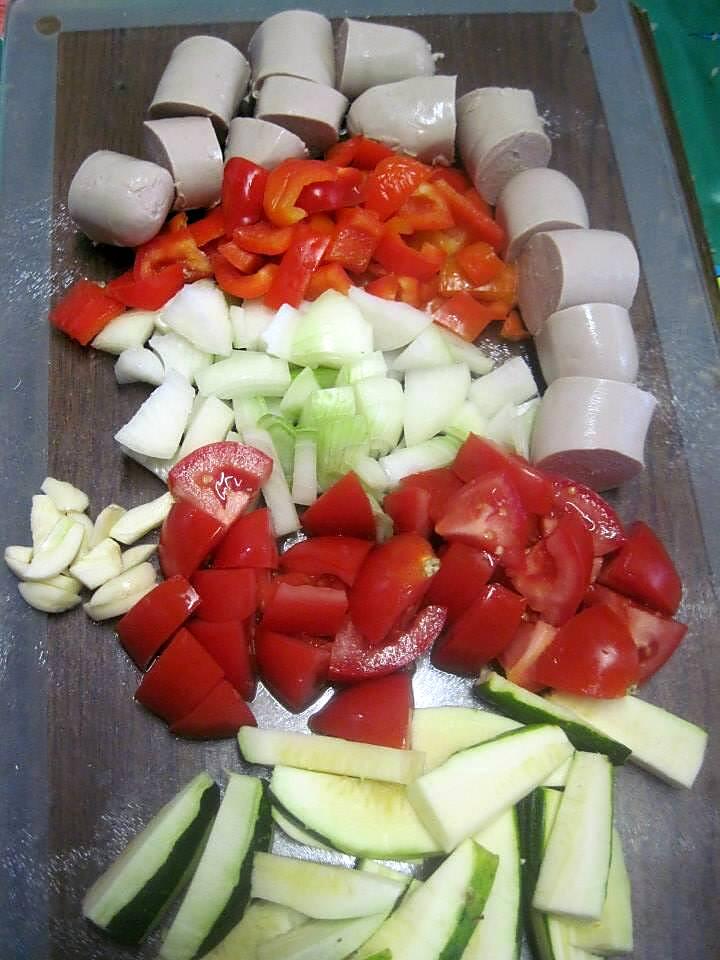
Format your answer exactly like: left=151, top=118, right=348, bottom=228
left=103, top=781, right=220, bottom=946
left=439, top=844, right=499, bottom=960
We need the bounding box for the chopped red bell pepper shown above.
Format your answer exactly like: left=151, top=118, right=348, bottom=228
left=191, top=568, right=258, bottom=623
left=373, top=230, right=445, bottom=280
left=363, top=154, right=433, bottom=221
left=429, top=166, right=472, bottom=193
left=262, top=582, right=349, bottom=636
left=158, top=501, right=226, bottom=580
left=188, top=206, right=226, bottom=247
left=212, top=507, right=279, bottom=570
left=186, top=618, right=256, bottom=700
left=396, top=182, right=454, bottom=232
left=432, top=179, right=505, bottom=250
left=106, top=263, right=185, bottom=311
left=297, top=166, right=364, bottom=214
left=170, top=680, right=256, bottom=738
left=280, top=536, right=373, bottom=586
left=308, top=671, right=413, bottom=748
left=232, top=221, right=295, bottom=256
left=134, top=627, right=225, bottom=725
left=326, top=136, right=395, bottom=169
left=255, top=628, right=331, bottom=712
left=222, top=157, right=269, bottom=231
left=301, top=472, right=377, bottom=539
left=134, top=227, right=212, bottom=282
left=365, top=274, right=400, bottom=300
left=305, top=262, right=352, bottom=299
left=264, top=158, right=339, bottom=227
left=432, top=294, right=507, bottom=342
left=499, top=309, right=530, bottom=341
left=263, top=224, right=330, bottom=310
left=216, top=240, right=265, bottom=274
left=456, top=240, right=505, bottom=286
left=212, top=255, right=278, bottom=299
left=49, top=279, right=125, bottom=346
left=425, top=541, right=496, bottom=623
left=326, top=206, right=384, bottom=274
left=117, top=576, right=201, bottom=669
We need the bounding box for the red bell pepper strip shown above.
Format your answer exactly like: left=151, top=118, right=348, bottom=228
left=134, top=627, right=225, bottom=725
left=263, top=158, right=339, bottom=227
left=49, top=280, right=125, bottom=346
left=158, top=501, right=226, bottom=580
left=233, top=221, right=295, bottom=256
left=222, top=157, right=269, bottom=231
left=365, top=274, right=399, bottom=300
left=326, top=206, right=384, bottom=274
left=191, top=568, right=258, bottom=623
left=169, top=680, right=256, bottom=738
left=262, top=582, right=349, bottom=636
left=308, top=671, right=413, bottom=748
left=296, top=166, right=364, bottom=214
left=429, top=166, right=472, bottom=193
left=373, top=230, right=445, bottom=280
left=325, top=136, right=395, bottom=169
left=254, top=628, right=331, bottom=712
left=134, top=227, right=212, bottom=282
left=188, top=206, right=226, bottom=247
left=329, top=605, right=447, bottom=682
left=396, top=182, right=455, bottom=232
left=456, top=240, right=505, bottom=285
left=117, top=576, right=201, bottom=669
left=302, top=472, right=377, bottom=539
left=216, top=240, right=265, bottom=274
left=363, top=154, right=433, bottom=221
left=186, top=618, right=256, bottom=700
left=432, top=293, right=507, bottom=341
left=212, top=507, right=279, bottom=570
left=263, top=225, right=331, bottom=310
left=106, top=263, right=185, bottom=311
left=425, top=541, right=496, bottom=623
left=432, top=178, right=505, bottom=250
left=597, top=521, right=682, bottom=616
left=212, top=255, right=279, bottom=299
left=280, top=536, right=373, bottom=587
left=305, top=262, right=352, bottom=299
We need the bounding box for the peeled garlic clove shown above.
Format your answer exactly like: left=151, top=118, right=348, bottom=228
left=23, top=518, right=85, bottom=581
left=91, top=504, right=126, bottom=548
left=68, top=510, right=94, bottom=559
left=41, top=573, right=83, bottom=594
left=108, top=492, right=173, bottom=545
left=19, top=581, right=83, bottom=613
left=83, top=562, right=157, bottom=621
left=4, top=545, right=33, bottom=578
left=121, top=543, right=157, bottom=571
left=41, top=476, right=90, bottom=513
left=69, top=538, right=123, bottom=590
left=31, top=495, right=62, bottom=548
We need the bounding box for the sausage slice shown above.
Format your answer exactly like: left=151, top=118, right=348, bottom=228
left=336, top=18, right=436, bottom=99
left=143, top=117, right=223, bottom=211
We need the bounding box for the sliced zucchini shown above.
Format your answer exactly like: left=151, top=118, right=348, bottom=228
left=569, top=827, right=633, bottom=954
left=356, top=838, right=498, bottom=960
left=257, top=911, right=389, bottom=960
left=407, top=725, right=573, bottom=852
left=82, top=773, right=220, bottom=946
left=271, top=806, right=331, bottom=851
left=461, top=810, right=521, bottom=960
left=475, top=672, right=631, bottom=764
left=533, top=752, right=613, bottom=921
left=159, top=774, right=269, bottom=960
left=410, top=706, right=520, bottom=770
left=270, top=766, right=441, bottom=859
left=238, top=727, right=425, bottom=785
left=197, top=901, right=306, bottom=960
left=541, top=757, right=573, bottom=788
left=250, top=852, right=406, bottom=920
left=547, top=691, right=707, bottom=789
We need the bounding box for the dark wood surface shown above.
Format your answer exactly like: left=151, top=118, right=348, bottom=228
left=45, top=12, right=719, bottom=960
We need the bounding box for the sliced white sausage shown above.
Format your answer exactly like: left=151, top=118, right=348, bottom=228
left=148, top=35, right=250, bottom=132
left=530, top=377, right=656, bottom=490
left=68, top=151, right=174, bottom=247
left=457, top=87, right=551, bottom=203
left=143, top=117, right=222, bottom=211
left=248, top=10, right=334, bottom=93
left=346, top=75, right=456, bottom=165
left=535, top=303, right=639, bottom=384
left=518, top=229, right=640, bottom=335
left=336, top=18, right=436, bottom=99
left=254, top=76, right=348, bottom=155
left=224, top=117, right=308, bottom=168
left=496, top=168, right=589, bottom=261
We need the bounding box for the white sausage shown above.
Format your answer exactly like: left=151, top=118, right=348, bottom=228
left=254, top=76, right=348, bottom=155
left=248, top=10, right=334, bottom=93
left=336, top=18, right=435, bottom=99
left=496, top=168, right=589, bottom=261
left=148, top=36, right=250, bottom=132
left=535, top=303, right=639, bottom=384
left=530, top=377, right=656, bottom=490
left=68, top=151, right=174, bottom=247
left=457, top=87, right=551, bottom=203
left=143, top=117, right=222, bottom=211
left=518, top=229, right=640, bottom=335
left=346, top=75, right=456, bottom=165
left=224, top=117, right=308, bottom=168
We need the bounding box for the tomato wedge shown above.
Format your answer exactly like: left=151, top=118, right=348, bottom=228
left=170, top=680, right=256, bottom=739
left=168, top=441, right=273, bottom=528
left=549, top=477, right=626, bottom=557
left=255, top=628, right=330, bottom=712
left=309, top=672, right=413, bottom=748
left=329, top=605, right=447, bottom=682
left=117, top=576, right=201, bottom=669
left=425, top=542, right=497, bottom=624
left=186, top=618, right=256, bottom=700
left=499, top=619, right=558, bottom=692
left=280, top=536, right=373, bottom=587
left=301, top=472, right=377, bottom=539
left=158, top=501, right=225, bottom=580
left=399, top=468, right=464, bottom=525
left=212, top=508, right=279, bottom=570
left=452, top=435, right=554, bottom=515
left=191, top=569, right=257, bottom=622
left=262, top=582, right=349, bottom=637
left=349, top=534, right=440, bottom=646
left=532, top=605, right=640, bottom=698
left=598, top=521, right=682, bottom=616
left=383, top=485, right=432, bottom=537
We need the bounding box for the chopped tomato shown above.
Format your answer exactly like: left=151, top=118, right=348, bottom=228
left=232, top=221, right=295, bottom=256
left=435, top=472, right=531, bottom=563
left=212, top=508, right=279, bottom=570
left=383, top=485, right=432, bottom=537
left=598, top=521, right=682, bottom=616
left=456, top=241, right=504, bottom=286
left=188, top=206, right=226, bottom=247
left=309, top=672, right=413, bottom=748
left=396, top=182, right=454, bottom=232
left=532, top=605, right=640, bottom=698
left=135, top=627, right=225, bottom=725
left=167, top=441, right=273, bottom=528
left=106, top=263, right=184, bottom=311
left=373, top=230, right=445, bottom=280
left=212, top=255, right=278, bottom=299
left=432, top=294, right=507, bottom=342
left=280, top=536, right=373, bottom=587
left=49, top=280, right=125, bottom=346
left=584, top=584, right=687, bottom=683
left=264, top=224, right=331, bottom=309
left=425, top=542, right=496, bottom=623
left=363, top=154, right=433, bottom=221
left=255, top=628, right=330, bottom=712
left=507, top=511, right=593, bottom=626
left=134, top=227, right=212, bottom=282
left=329, top=605, right=447, bottom=682
left=305, top=262, right=352, bottom=299
left=216, top=240, right=264, bottom=274
left=170, top=680, right=256, bottom=739
left=191, top=568, right=257, bottom=623
left=431, top=178, right=505, bottom=250
left=185, top=618, right=255, bottom=700
left=349, top=534, right=439, bottom=646
left=500, top=619, right=558, bottom=691
left=262, top=582, right=349, bottom=636
left=264, top=158, right=338, bottom=227
left=222, top=157, right=269, bottom=231
left=399, top=468, right=463, bottom=525
left=297, top=166, right=364, bottom=213
left=301, top=472, right=377, bottom=539
left=548, top=477, right=626, bottom=557
left=452, top=435, right=554, bottom=515
left=117, top=576, right=201, bottom=670
left=326, top=206, right=384, bottom=274
left=158, top=501, right=225, bottom=580
left=432, top=583, right=526, bottom=676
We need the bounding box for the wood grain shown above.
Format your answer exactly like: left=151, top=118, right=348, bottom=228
left=47, top=13, right=719, bottom=959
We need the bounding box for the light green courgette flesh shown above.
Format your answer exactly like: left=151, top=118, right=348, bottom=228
left=569, top=827, right=633, bottom=954
left=271, top=806, right=332, bottom=851
left=410, top=706, right=520, bottom=770
left=257, top=910, right=389, bottom=960
left=197, top=901, right=307, bottom=960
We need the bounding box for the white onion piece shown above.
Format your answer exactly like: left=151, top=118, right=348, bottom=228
left=391, top=325, right=453, bottom=373
left=261, top=303, right=303, bottom=360
left=91, top=310, right=156, bottom=355
left=159, top=279, right=233, bottom=357
left=176, top=396, right=234, bottom=461
left=291, top=429, right=318, bottom=506
left=114, top=370, right=195, bottom=459
left=243, top=427, right=300, bottom=537
left=354, top=376, right=405, bottom=457
left=380, top=436, right=459, bottom=488
left=403, top=363, right=471, bottom=446
left=231, top=302, right=275, bottom=350
left=115, top=348, right=165, bottom=386
left=469, top=357, right=538, bottom=418
left=348, top=286, right=432, bottom=351
left=435, top=328, right=494, bottom=376
left=148, top=330, right=212, bottom=383
left=196, top=352, right=291, bottom=399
